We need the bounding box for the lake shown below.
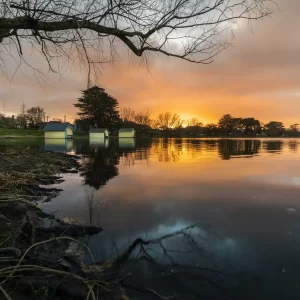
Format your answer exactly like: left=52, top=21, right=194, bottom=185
left=2, top=137, right=300, bottom=299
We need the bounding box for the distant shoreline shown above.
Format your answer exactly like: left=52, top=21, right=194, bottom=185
left=0, top=135, right=298, bottom=140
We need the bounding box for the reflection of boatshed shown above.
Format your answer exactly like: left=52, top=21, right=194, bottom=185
left=119, top=138, right=135, bottom=149
left=89, top=128, right=109, bottom=139
left=118, top=128, right=135, bottom=138
left=43, top=123, right=73, bottom=139
left=90, top=138, right=109, bottom=149
left=44, top=138, right=73, bottom=153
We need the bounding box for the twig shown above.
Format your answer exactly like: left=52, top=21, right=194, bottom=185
left=0, top=237, right=95, bottom=286
left=146, top=288, right=177, bottom=300
left=0, top=285, right=12, bottom=300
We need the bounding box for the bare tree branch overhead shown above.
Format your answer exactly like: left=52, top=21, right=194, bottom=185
left=0, top=0, right=273, bottom=79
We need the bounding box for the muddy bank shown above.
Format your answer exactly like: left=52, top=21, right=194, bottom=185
left=0, top=147, right=121, bottom=300
left=0, top=146, right=80, bottom=199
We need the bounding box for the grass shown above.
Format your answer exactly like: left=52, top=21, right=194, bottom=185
left=0, top=128, right=43, bottom=137
left=0, top=147, right=78, bottom=194
left=0, top=128, right=90, bottom=139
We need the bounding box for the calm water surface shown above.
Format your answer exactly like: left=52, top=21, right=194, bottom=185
left=3, top=137, right=300, bottom=299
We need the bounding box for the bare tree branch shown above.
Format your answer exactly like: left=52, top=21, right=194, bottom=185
left=0, top=0, right=274, bottom=81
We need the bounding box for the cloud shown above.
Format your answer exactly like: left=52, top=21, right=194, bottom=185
left=0, top=0, right=299, bottom=125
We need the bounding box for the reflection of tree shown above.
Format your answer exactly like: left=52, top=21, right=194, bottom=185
left=84, top=186, right=95, bottom=225
left=86, top=224, right=250, bottom=299
left=73, top=139, right=91, bottom=155
left=288, top=141, right=298, bottom=152
left=150, top=139, right=200, bottom=162
left=81, top=145, right=119, bottom=190
left=218, top=140, right=260, bottom=160
left=118, top=139, right=152, bottom=167
left=203, top=140, right=218, bottom=151
left=263, top=141, right=283, bottom=153
left=155, top=139, right=181, bottom=162
left=119, top=152, right=135, bottom=168
left=84, top=185, right=107, bottom=225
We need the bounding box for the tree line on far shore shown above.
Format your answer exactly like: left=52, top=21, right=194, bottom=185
left=1, top=85, right=299, bottom=138
left=0, top=105, right=48, bottom=129
left=73, top=86, right=299, bottom=138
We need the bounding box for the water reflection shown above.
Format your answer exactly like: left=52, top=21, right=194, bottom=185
left=89, top=137, right=109, bottom=148
left=80, top=140, right=119, bottom=189
left=77, top=138, right=293, bottom=190
left=263, top=140, right=284, bottom=153
left=119, top=138, right=135, bottom=149
left=44, top=138, right=73, bottom=153
left=218, top=139, right=260, bottom=160
left=36, top=138, right=300, bottom=299
left=289, top=140, right=298, bottom=152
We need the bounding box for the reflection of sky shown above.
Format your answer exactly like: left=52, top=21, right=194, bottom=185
left=39, top=138, right=300, bottom=296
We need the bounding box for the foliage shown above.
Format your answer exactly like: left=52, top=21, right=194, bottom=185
left=153, top=112, right=184, bottom=131
left=203, top=123, right=219, bottom=136
left=264, top=121, right=285, bottom=136
left=290, top=124, right=299, bottom=131
left=16, top=103, right=27, bottom=128
left=240, top=117, right=261, bottom=135
left=74, top=118, right=91, bottom=132
left=217, top=115, right=261, bottom=136
left=119, top=108, right=137, bottom=123
left=218, top=114, right=234, bottom=135
left=26, top=106, right=45, bottom=128
left=74, top=86, right=120, bottom=131
left=119, top=107, right=152, bottom=135
left=186, top=118, right=202, bottom=127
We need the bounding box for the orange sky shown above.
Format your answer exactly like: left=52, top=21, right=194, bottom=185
left=0, top=0, right=299, bottom=126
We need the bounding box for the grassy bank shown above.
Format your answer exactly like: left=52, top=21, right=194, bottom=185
left=0, top=128, right=44, bottom=137
left=0, top=128, right=90, bottom=139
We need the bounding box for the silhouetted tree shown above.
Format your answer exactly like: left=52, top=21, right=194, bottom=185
left=26, top=106, right=45, bottom=128
left=183, top=118, right=203, bottom=137
left=74, top=118, right=91, bottom=132
left=134, top=110, right=152, bottom=128
left=186, top=118, right=202, bottom=127
left=120, top=108, right=136, bottom=122
left=240, top=118, right=261, bottom=135
left=218, top=114, right=234, bottom=135
left=74, top=86, right=120, bottom=131
left=203, top=123, right=219, bottom=136
left=16, top=103, right=27, bottom=128
left=154, top=112, right=183, bottom=136
left=288, top=124, right=300, bottom=137
left=264, top=121, right=285, bottom=137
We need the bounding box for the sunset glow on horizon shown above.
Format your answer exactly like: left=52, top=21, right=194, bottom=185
left=0, top=0, right=299, bottom=127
